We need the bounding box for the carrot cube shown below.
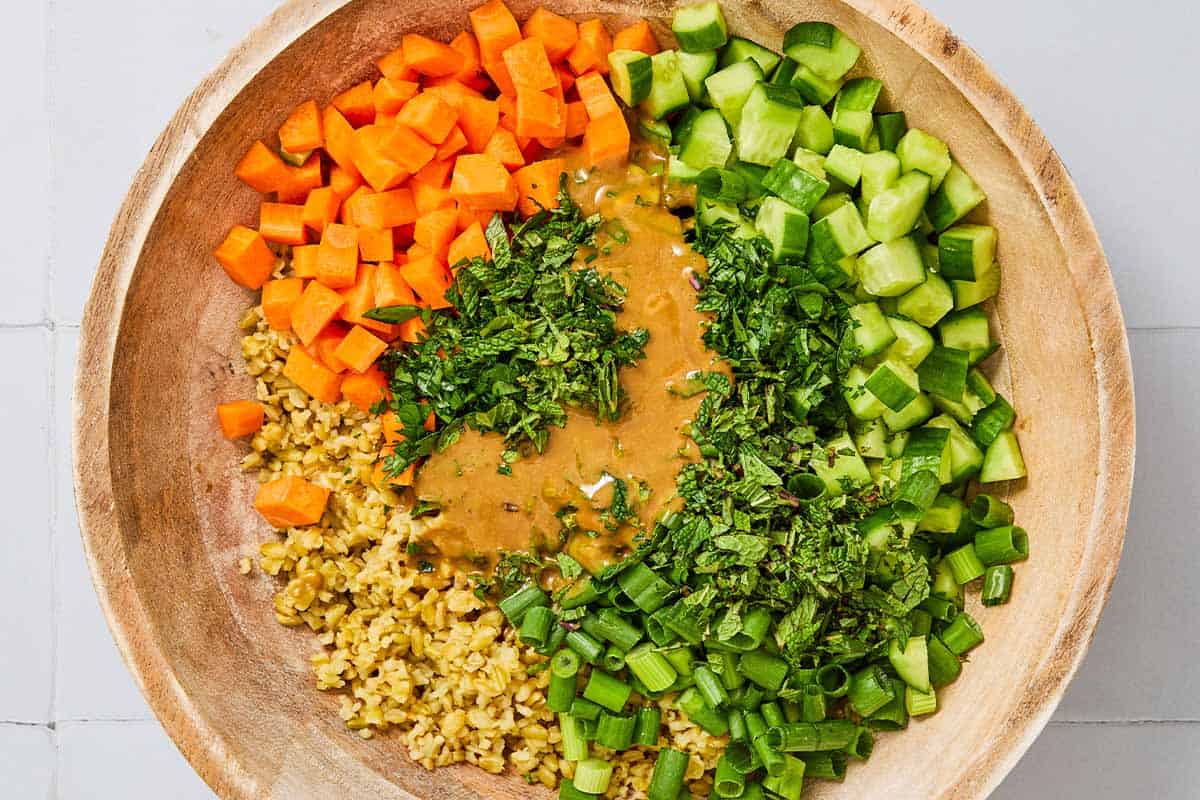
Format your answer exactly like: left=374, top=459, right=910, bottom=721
left=450, top=153, right=517, bottom=211
left=402, top=33, right=466, bottom=78
left=502, top=37, right=559, bottom=92
left=484, top=127, right=525, bottom=169
left=334, top=325, right=389, bottom=373
left=315, top=223, right=360, bottom=288
left=216, top=400, right=265, bottom=439
left=414, top=208, right=459, bottom=258
left=523, top=8, right=580, bottom=63
left=280, top=100, right=324, bottom=153
left=333, top=80, right=376, bottom=127
left=275, top=156, right=324, bottom=204
left=235, top=141, right=292, bottom=193
left=352, top=125, right=410, bottom=192
left=291, top=244, right=320, bottom=279
left=341, top=365, right=390, bottom=413
left=302, top=186, right=340, bottom=235
left=283, top=346, right=343, bottom=405
left=584, top=113, right=631, bottom=167
left=291, top=280, right=346, bottom=346
left=567, top=19, right=613, bottom=76
left=514, top=158, right=566, bottom=217
left=322, top=106, right=361, bottom=178
left=401, top=255, right=454, bottom=309
left=397, top=93, right=459, bottom=145
left=448, top=221, right=492, bottom=267
left=214, top=225, right=276, bottom=289
left=254, top=475, right=330, bottom=528
left=262, top=277, right=306, bottom=331
left=612, top=20, right=659, bottom=55
left=306, top=322, right=350, bottom=373
left=374, top=262, right=418, bottom=307
left=259, top=202, right=308, bottom=245
left=358, top=227, right=394, bottom=262
left=436, top=126, right=469, bottom=161
left=374, top=77, right=420, bottom=115
left=378, top=46, right=417, bottom=81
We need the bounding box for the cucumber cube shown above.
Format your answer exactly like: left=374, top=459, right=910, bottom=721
left=951, top=261, right=1001, bottom=310
left=762, top=159, right=829, bottom=213
left=704, top=59, right=763, bottom=126
left=832, top=107, right=874, bottom=150
left=754, top=196, right=810, bottom=261
left=736, top=83, right=805, bottom=166
left=919, top=494, right=965, bottom=534
left=849, top=302, right=897, bottom=356
left=678, top=108, right=733, bottom=171
left=897, top=271, right=954, bottom=327
left=790, top=64, right=844, bottom=105
left=938, top=224, right=997, bottom=281
left=637, top=117, right=672, bottom=147
left=782, top=21, right=862, bottom=81
left=793, top=105, right=835, bottom=155
left=939, top=308, right=991, bottom=353
left=770, top=57, right=799, bottom=87
left=843, top=365, right=887, bottom=420
left=678, top=50, right=719, bottom=101
left=811, top=432, right=872, bottom=494
left=668, top=154, right=702, bottom=184
left=925, top=414, right=984, bottom=481
left=860, top=151, right=901, bottom=203
left=917, top=345, right=970, bottom=401
left=836, top=78, right=883, bottom=113
left=824, top=144, right=864, bottom=186
left=608, top=50, right=653, bottom=105
left=867, top=172, right=930, bottom=242
left=902, top=426, right=953, bottom=485
left=876, top=112, right=907, bottom=151
left=642, top=51, right=691, bottom=120
left=885, top=315, right=935, bottom=368
left=882, top=391, right=934, bottom=432
left=732, top=161, right=770, bottom=200
left=672, top=1, right=729, bottom=52
left=811, top=203, right=874, bottom=262
left=857, top=236, right=926, bottom=297
left=927, top=162, right=986, bottom=231
left=888, top=637, right=932, bottom=694
left=865, top=359, right=921, bottom=412
left=897, top=128, right=952, bottom=189
left=792, top=147, right=827, bottom=180
left=854, top=418, right=889, bottom=459
left=980, top=430, right=1027, bottom=483
left=812, top=192, right=851, bottom=220
left=719, top=36, right=782, bottom=75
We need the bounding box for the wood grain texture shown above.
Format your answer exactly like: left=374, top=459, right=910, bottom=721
left=73, top=1, right=1135, bottom=798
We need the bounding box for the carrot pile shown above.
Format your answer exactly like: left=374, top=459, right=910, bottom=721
left=212, top=0, right=655, bottom=530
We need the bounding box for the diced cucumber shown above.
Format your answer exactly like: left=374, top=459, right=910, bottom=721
left=770, top=57, right=798, bottom=87
left=919, top=241, right=939, bottom=271
left=782, top=21, right=862, bottom=81
left=939, top=308, right=991, bottom=354
left=864, top=130, right=881, bottom=153
left=897, top=128, right=952, bottom=190
left=875, top=112, right=907, bottom=152
left=672, top=106, right=702, bottom=144
left=637, top=116, right=673, bottom=147
left=857, top=236, right=926, bottom=297
left=979, top=431, right=1027, bottom=483
left=678, top=51, right=719, bottom=101
left=812, top=191, right=850, bottom=220
left=790, top=63, right=844, bottom=105
left=642, top=51, right=691, bottom=120
left=927, top=162, right=986, bottom=231
left=696, top=167, right=751, bottom=203
left=849, top=302, right=896, bottom=356
left=971, top=395, right=1015, bottom=448
left=836, top=78, right=882, bottom=112
left=917, top=345, right=970, bottom=401
left=811, top=432, right=872, bottom=494
left=968, top=341, right=1000, bottom=367
left=865, top=359, right=921, bottom=412
left=854, top=417, right=889, bottom=459
left=930, top=388, right=987, bottom=426
left=896, top=271, right=954, bottom=327
left=696, top=197, right=758, bottom=238
left=719, top=36, right=781, bottom=75
left=938, top=224, right=996, bottom=281
left=967, top=368, right=997, bottom=404
left=885, top=315, right=935, bottom=368
left=902, top=426, right=953, bottom=485
left=677, top=108, right=733, bottom=171
left=925, top=414, right=984, bottom=481
left=667, top=153, right=702, bottom=184
left=882, top=391, right=933, bottom=432
left=824, top=144, right=864, bottom=187
left=793, top=106, right=835, bottom=155
left=732, top=161, right=770, bottom=200
left=762, top=159, right=829, bottom=213
left=735, top=83, right=805, bottom=166
left=860, top=151, right=901, bottom=203
left=810, top=203, right=874, bottom=262
left=832, top=108, right=874, bottom=150
left=608, top=50, right=653, bottom=105
left=887, top=432, right=910, bottom=458
left=919, top=494, right=965, bottom=534
left=888, top=637, right=932, bottom=693
left=843, top=365, right=887, bottom=420
left=672, top=1, right=730, bottom=52
left=792, top=147, right=827, bottom=180
left=866, top=172, right=931, bottom=242
left=703, top=59, right=764, bottom=126
left=755, top=196, right=810, bottom=261
left=951, top=261, right=1000, bottom=310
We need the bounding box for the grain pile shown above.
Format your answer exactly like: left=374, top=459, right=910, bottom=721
left=237, top=303, right=722, bottom=795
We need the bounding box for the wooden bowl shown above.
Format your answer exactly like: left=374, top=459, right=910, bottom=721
left=74, top=1, right=1135, bottom=797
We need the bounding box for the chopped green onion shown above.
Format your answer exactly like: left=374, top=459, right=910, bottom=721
left=815, top=664, right=850, bottom=697
left=761, top=754, right=806, bottom=800
left=725, top=606, right=773, bottom=652
left=558, top=778, right=595, bottom=800
left=596, top=711, right=637, bottom=750
left=645, top=607, right=680, bottom=646
left=919, top=595, right=959, bottom=623
left=664, top=646, right=696, bottom=678
left=738, top=649, right=789, bottom=691
left=711, top=650, right=744, bottom=690
left=799, top=751, right=847, bottom=781
left=634, top=706, right=662, bottom=745
left=762, top=720, right=858, bottom=752
left=498, top=583, right=547, bottom=626
left=647, top=748, right=689, bottom=800
left=867, top=675, right=909, bottom=730
left=981, top=564, right=1015, bottom=606
left=847, top=665, right=895, bottom=717
left=693, top=665, right=730, bottom=709
left=745, top=712, right=785, bottom=777
left=605, top=583, right=639, bottom=613
left=583, top=670, right=633, bottom=713
left=760, top=701, right=786, bottom=728
left=908, top=608, right=933, bottom=637
left=573, top=758, right=614, bottom=794
left=713, top=754, right=746, bottom=798
left=726, top=740, right=761, bottom=774
left=548, top=670, right=578, bottom=713
left=625, top=644, right=679, bottom=692
left=538, top=622, right=569, bottom=656
left=570, top=696, right=602, bottom=721
left=617, top=563, right=675, bottom=613
left=552, top=648, right=581, bottom=678
left=602, top=644, right=627, bottom=673
left=560, top=576, right=601, bottom=610
left=944, top=543, right=986, bottom=584
left=559, top=713, right=589, bottom=762
left=580, top=716, right=599, bottom=741
left=927, top=635, right=963, bottom=689
left=974, top=526, right=1029, bottom=565
left=969, top=493, right=1014, bottom=528
left=844, top=727, right=874, bottom=760
left=582, top=609, right=643, bottom=652
left=565, top=630, right=605, bottom=665
left=727, top=708, right=748, bottom=741
left=941, top=611, right=985, bottom=656
left=800, top=683, right=827, bottom=722
left=782, top=699, right=803, bottom=723
left=905, top=685, right=938, bottom=716
left=678, top=687, right=730, bottom=735
left=732, top=684, right=766, bottom=711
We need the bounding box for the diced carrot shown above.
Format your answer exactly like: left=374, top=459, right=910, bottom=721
left=575, top=72, right=621, bottom=121
left=344, top=188, right=417, bottom=229
left=555, top=65, right=575, bottom=92
left=521, top=138, right=546, bottom=163
left=358, top=227, right=394, bottom=262
left=339, top=263, right=400, bottom=338
left=397, top=92, right=459, bottom=146
left=373, top=77, right=420, bottom=115
left=315, top=223, right=360, bottom=289
left=449, top=31, right=483, bottom=83
left=567, top=19, right=613, bottom=76
left=401, top=255, right=454, bottom=309
left=514, top=89, right=564, bottom=138
left=283, top=345, right=343, bottom=404
left=537, top=136, right=566, bottom=149
left=424, top=79, right=485, bottom=109
left=395, top=225, right=416, bottom=252
left=322, top=106, right=361, bottom=178
left=279, top=99, right=324, bottom=153
left=403, top=33, right=466, bottom=78
left=413, top=180, right=456, bottom=215
left=436, top=126, right=469, bottom=160
left=379, top=122, right=437, bottom=173
left=448, top=221, right=491, bottom=267
left=502, top=37, right=558, bottom=92
left=339, top=186, right=373, bottom=225
left=292, top=244, right=320, bottom=278
left=235, top=141, right=291, bottom=193
left=333, top=80, right=376, bottom=127
left=329, top=164, right=364, bottom=200
left=378, top=46, right=418, bottom=81
left=262, top=277, right=306, bottom=330
left=353, top=125, right=411, bottom=192
left=306, top=321, right=350, bottom=373
left=470, top=0, right=523, bottom=63
left=254, top=475, right=330, bottom=528
left=341, top=365, right=389, bottom=413
left=373, top=447, right=416, bottom=488
left=416, top=158, right=454, bottom=189
left=457, top=95, right=500, bottom=152
left=514, top=158, right=566, bottom=217
left=483, top=57, right=518, bottom=97
left=414, top=207, right=459, bottom=258
left=216, top=400, right=265, bottom=439
left=450, top=153, right=518, bottom=211
left=523, top=8, right=580, bottom=63
left=400, top=314, right=428, bottom=344
left=498, top=94, right=518, bottom=121
left=408, top=243, right=432, bottom=260
left=333, top=325, right=388, bottom=373
left=423, top=407, right=438, bottom=432
left=259, top=202, right=307, bottom=245
left=380, top=411, right=405, bottom=443
left=584, top=112, right=631, bottom=167
left=458, top=205, right=496, bottom=232
left=214, top=225, right=277, bottom=289
left=291, top=280, right=346, bottom=345
left=302, top=186, right=340, bottom=234
left=612, top=20, right=660, bottom=54
left=374, top=262, right=418, bottom=307
left=565, top=100, right=589, bottom=138
left=275, top=155, right=324, bottom=204
left=484, top=127, right=525, bottom=169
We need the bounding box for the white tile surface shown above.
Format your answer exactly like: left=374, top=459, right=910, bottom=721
left=0, top=329, right=54, bottom=723
left=53, top=328, right=153, bottom=722
left=57, top=721, right=216, bottom=799
left=48, top=0, right=280, bottom=325
left=921, top=0, right=1200, bottom=330
left=0, top=724, right=54, bottom=800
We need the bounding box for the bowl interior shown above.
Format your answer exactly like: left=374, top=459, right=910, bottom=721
left=80, top=1, right=1133, bottom=798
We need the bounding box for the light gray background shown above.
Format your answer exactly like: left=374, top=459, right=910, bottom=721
left=2, top=1, right=1196, bottom=797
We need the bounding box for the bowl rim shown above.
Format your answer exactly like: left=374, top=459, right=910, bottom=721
left=73, top=1, right=1136, bottom=798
